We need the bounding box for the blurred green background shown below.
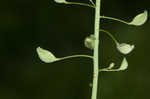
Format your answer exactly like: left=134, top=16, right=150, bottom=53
left=0, top=0, right=150, bottom=99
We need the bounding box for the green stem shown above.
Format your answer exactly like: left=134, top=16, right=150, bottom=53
left=92, top=0, right=101, bottom=99
left=89, top=0, right=96, bottom=7
left=100, top=16, right=129, bottom=25
left=100, top=29, right=119, bottom=44
left=57, top=55, right=93, bottom=61
left=65, top=2, right=95, bottom=8
left=99, top=68, right=121, bottom=72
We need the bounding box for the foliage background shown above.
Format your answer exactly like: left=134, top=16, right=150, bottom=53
left=0, top=0, right=149, bottom=99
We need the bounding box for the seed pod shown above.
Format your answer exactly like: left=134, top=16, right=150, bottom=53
left=36, top=47, right=58, bottom=63
left=129, top=10, right=148, bottom=26
left=116, top=43, right=135, bottom=55
left=84, top=34, right=95, bottom=50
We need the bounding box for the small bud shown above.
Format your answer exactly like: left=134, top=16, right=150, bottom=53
left=118, top=57, right=128, bottom=70
left=54, top=0, right=67, bottom=3
left=108, top=62, right=115, bottom=69
left=129, top=10, right=148, bottom=26
left=84, top=34, right=95, bottom=50
left=117, top=43, right=135, bottom=55
left=36, top=47, right=58, bottom=63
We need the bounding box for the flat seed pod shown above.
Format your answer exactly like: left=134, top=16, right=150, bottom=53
left=116, top=43, right=135, bottom=55
left=118, top=57, right=128, bottom=70
left=84, top=34, right=95, bottom=50
left=129, top=10, right=148, bottom=26
left=108, top=62, right=115, bottom=69
left=36, top=47, right=58, bottom=63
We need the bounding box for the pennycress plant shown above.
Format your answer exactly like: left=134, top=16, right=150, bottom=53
left=36, top=0, right=148, bottom=99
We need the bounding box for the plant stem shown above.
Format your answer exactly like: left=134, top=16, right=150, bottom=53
left=91, top=0, right=101, bottom=99
left=65, top=2, right=95, bottom=8
left=89, top=0, right=96, bottom=7
left=57, top=54, right=93, bottom=61
left=100, top=29, right=119, bottom=44
left=100, top=16, right=129, bottom=24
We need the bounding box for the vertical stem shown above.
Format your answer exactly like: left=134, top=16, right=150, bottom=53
left=91, top=0, right=101, bottom=99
